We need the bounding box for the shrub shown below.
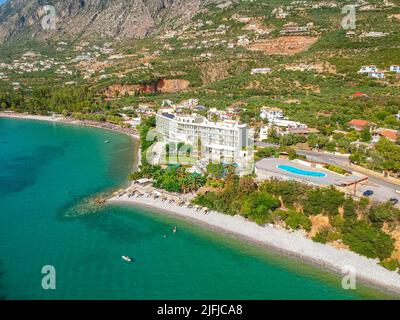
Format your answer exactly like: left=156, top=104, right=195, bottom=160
left=240, top=192, right=280, bottom=225
left=276, top=209, right=312, bottom=231
left=259, top=179, right=310, bottom=206
left=343, top=198, right=357, bottom=221
left=368, top=202, right=400, bottom=228
left=304, top=187, right=345, bottom=216
left=379, top=259, right=399, bottom=271
left=312, top=228, right=330, bottom=244
left=342, top=220, right=395, bottom=261
left=324, top=165, right=347, bottom=175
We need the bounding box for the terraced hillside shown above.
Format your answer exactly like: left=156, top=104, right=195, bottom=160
left=0, top=0, right=399, bottom=175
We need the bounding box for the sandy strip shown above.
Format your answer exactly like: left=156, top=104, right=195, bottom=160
left=109, top=193, right=400, bottom=296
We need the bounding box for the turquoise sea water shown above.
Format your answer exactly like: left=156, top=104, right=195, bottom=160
left=0, top=118, right=394, bottom=300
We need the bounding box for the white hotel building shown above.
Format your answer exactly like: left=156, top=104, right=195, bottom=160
left=156, top=112, right=251, bottom=162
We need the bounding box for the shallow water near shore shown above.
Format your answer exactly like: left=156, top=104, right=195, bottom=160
left=0, top=117, right=396, bottom=300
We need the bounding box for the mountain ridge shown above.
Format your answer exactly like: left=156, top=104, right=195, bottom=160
left=0, top=0, right=221, bottom=44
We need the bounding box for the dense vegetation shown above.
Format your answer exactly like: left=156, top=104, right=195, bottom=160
left=0, top=86, right=127, bottom=125
left=1, top=0, right=399, bottom=175
left=129, top=163, right=206, bottom=193
left=193, top=176, right=400, bottom=267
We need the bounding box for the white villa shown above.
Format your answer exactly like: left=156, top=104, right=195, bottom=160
left=358, top=66, right=377, bottom=73
left=271, top=119, right=308, bottom=129
left=156, top=112, right=251, bottom=162
left=260, top=107, right=307, bottom=129
left=389, top=65, right=400, bottom=73
left=258, top=107, right=315, bottom=140
left=260, top=107, right=284, bottom=122
left=359, top=65, right=399, bottom=78
left=368, top=71, right=385, bottom=79
left=251, top=68, right=272, bottom=75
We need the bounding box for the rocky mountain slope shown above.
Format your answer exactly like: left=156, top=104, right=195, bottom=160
left=0, top=0, right=222, bottom=44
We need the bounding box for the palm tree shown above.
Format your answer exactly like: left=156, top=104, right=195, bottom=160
left=187, top=174, right=205, bottom=192
left=181, top=181, right=190, bottom=194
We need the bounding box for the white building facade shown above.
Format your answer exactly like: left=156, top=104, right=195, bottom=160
left=260, top=107, right=284, bottom=122
left=156, top=112, right=251, bottom=163
left=390, top=65, right=400, bottom=73
left=368, top=72, right=385, bottom=79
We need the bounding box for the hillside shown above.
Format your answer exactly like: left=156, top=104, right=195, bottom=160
left=0, top=0, right=399, bottom=166
left=0, top=0, right=218, bottom=44
left=1, top=0, right=400, bottom=270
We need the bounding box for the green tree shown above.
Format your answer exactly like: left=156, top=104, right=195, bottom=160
left=343, top=198, right=357, bottom=221
left=360, top=126, right=372, bottom=142
left=368, top=202, right=400, bottom=228
left=304, top=187, right=345, bottom=216
left=277, top=209, right=312, bottom=231
left=206, top=163, right=225, bottom=179
left=342, top=220, right=395, bottom=260
left=240, top=192, right=280, bottom=225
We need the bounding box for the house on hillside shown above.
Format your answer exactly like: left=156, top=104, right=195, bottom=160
left=280, top=22, right=309, bottom=35
left=226, top=106, right=245, bottom=115
left=260, top=107, right=284, bottom=122
left=389, top=65, right=400, bottom=73
left=361, top=31, right=386, bottom=38
left=358, top=66, right=377, bottom=73
left=137, top=105, right=155, bottom=115
left=288, top=127, right=320, bottom=136
left=251, top=68, right=272, bottom=75
left=347, top=119, right=370, bottom=131
left=351, top=92, right=369, bottom=98
left=372, top=128, right=398, bottom=143
left=368, top=71, right=385, bottom=79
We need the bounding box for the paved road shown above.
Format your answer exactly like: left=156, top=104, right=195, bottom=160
left=295, top=149, right=400, bottom=206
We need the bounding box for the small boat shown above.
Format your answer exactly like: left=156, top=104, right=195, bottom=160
left=104, top=140, right=110, bottom=144
left=122, top=256, right=133, bottom=263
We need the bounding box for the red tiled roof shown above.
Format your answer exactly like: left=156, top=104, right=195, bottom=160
left=348, top=119, right=369, bottom=127
left=352, top=92, right=367, bottom=97
left=377, top=129, right=398, bottom=141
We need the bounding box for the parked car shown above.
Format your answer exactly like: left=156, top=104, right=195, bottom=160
left=363, top=190, right=374, bottom=197
left=389, top=198, right=399, bottom=205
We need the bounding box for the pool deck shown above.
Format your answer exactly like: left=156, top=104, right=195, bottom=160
left=255, top=158, right=363, bottom=187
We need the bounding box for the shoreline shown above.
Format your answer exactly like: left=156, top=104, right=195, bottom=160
left=3, top=111, right=400, bottom=297
left=0, top=112, right=139, bottom=138
left=109, top=190, right=400, bottom=297
left=0, top=112, right=141, bottom=172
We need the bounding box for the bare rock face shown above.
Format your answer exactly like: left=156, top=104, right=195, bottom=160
left=0, top=0, right=209, bottom=44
